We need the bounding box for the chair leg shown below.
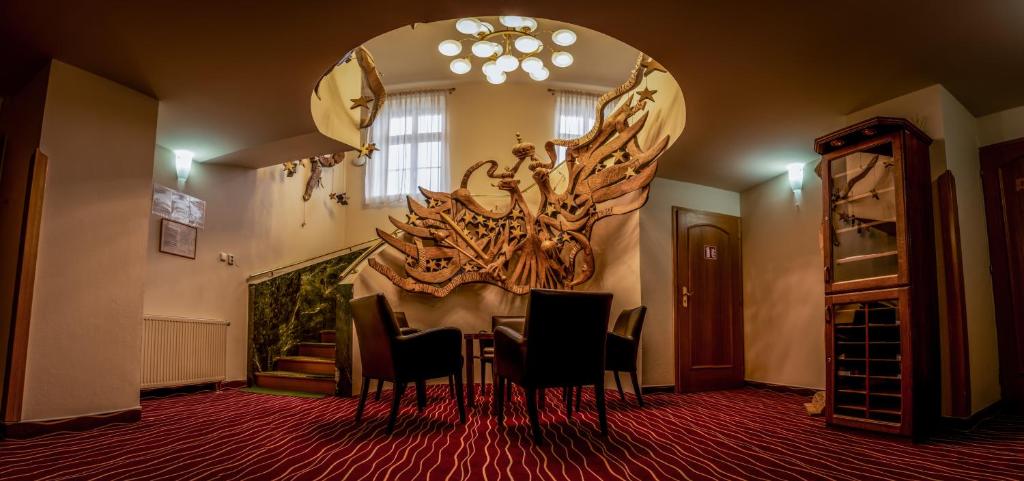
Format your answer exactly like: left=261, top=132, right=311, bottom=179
left=595, top=380, right=608, bottom=436
left=505, top=378, right=512, bottom=402
left=613, top=370, right=625, bottom=401
left=480, top=357, right=487, bottom=396
left=448, top=375, right=455, bottom=399
left=538, top=387, right=546, bottom=410
left=575, top=385, right=582, bottom=411
left=355, top=377, right=371, bottom=424
left=387, top=382, right=406, bottom=434
left=375, top=379, right=384, bottom=401
left=494, top=374, right=504, bottom=419
left=526, top=386, right=542, bottom=443
left=563, top=386, right=572, bottom=419
left=454, top=371, right=466, bottom=424
left=415, top=380, right=427, bottom=412
left=630, top=370, right=644, bottom=407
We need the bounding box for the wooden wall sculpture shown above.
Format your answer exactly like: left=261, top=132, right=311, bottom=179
left=370, top=55, right=670, bottom=297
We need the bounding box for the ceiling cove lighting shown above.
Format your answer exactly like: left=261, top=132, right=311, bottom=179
left=441, top=17, right=576, bottom=83
left=174, top=149, right=194, bottom=182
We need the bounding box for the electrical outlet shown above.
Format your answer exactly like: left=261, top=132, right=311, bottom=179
left=219, top=252, right=227, bottom=262
left=227, top=254, right=236, bottom=266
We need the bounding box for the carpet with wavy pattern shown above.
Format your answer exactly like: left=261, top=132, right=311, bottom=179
left=1, top=386, right=1022, bottom=480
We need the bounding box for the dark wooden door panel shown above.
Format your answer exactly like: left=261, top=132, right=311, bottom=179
left=981, top=138, right=1024, bottom=406
left=674, top=207, right=743, bottom=393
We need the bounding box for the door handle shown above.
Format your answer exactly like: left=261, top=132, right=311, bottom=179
left=681, top=286, right=695, bottom=308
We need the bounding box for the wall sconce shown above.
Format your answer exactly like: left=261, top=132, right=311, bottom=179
left=174, top=149, right=194, bottom=182
left=787, top=163, right=804, bottom=192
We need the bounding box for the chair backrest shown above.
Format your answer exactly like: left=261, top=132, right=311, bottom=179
left=350, top=294, right=402, bottom=379
left=523, top=289, right=613, bottom=386
left=492, top=315, right=525, bottom=334
left=394, top=311, right=410, bottom=329
left=612, top=306, right=647, bottom=340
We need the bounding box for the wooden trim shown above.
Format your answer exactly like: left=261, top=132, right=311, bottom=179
left=640, top=385, right=675, bottom=394
left=935, top=171, right=971, bottom=418
left=939, top=399, right=1004, bottom=430
left=745, top=380, right=819, bottom=397
left=2, top=407, right=140, bottom=439
left=3, top=149, right=47, bottom=423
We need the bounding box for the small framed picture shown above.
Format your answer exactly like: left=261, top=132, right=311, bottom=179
left=159, top=218, right=197, bottom=259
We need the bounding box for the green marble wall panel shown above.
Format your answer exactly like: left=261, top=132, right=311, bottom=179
left=248, top=248, right=367, bottom=396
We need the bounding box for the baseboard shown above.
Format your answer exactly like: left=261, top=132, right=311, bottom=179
left=2, top=407, right=141, bottom=439
left=940, top=400, right=1004, bottom=430
left=745, top=380, right=819, bottom=397
left=640, top=385, right=674, bottom=394
left=141, top=379, right=248, bottom=399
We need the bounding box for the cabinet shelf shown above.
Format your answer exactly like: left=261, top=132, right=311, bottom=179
left=832, top=186, right=896, bottom=206
left=835, top=218, right=897, bottom=234
left=835, top=251, right=898, bottom=265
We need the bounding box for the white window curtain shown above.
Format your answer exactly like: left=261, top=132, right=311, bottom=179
left=553, top=90, right=612, bottom=162
left=365, top=90, right=450, bottom=207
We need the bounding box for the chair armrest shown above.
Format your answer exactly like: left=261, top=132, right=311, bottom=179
left=399, top=327, right=421, bottom=336
left=494, top=326, right=525, bottom=360
left=394, top=327, right=463, bottom=372
left=606, top=332, right=638, bottom=370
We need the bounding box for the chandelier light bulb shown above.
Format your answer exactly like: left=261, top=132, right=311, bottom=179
left=529, top=66, right=550, bottom=81
left=456, top=18, right=481, bottom=35
left=552, top=29, right=577, bottom=46
left=438, top=39, right=462, bottom=57
left=514, top=35, right=542, bottom=54
left=520, top=17, right=538, bottom=31
left=449, top=58, right=472, bottom=75
left=496, top=54, right=519, bottom=72
left=471, top=40, right=494, bottom=58
left=486, top=71, right=507, bottom=85
left=481, top=60, right=501, bottom=77
left=478, top=21, right=495, bottom=34
left=520, top=56, right=543, bottom=73
left=499, top=16, right=523, bottom=28
left=490, top=41, right=503, bottom=56
left=551, top=51, right=574, bottom=68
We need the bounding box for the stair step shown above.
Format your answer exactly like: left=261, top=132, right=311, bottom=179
left=320, top=330, right=336, bottom=343
left=298, top=342, right=335, bottom=358
left=254, top=371, right=336, bottom=395
left=275, top=355, right=336, bottom=375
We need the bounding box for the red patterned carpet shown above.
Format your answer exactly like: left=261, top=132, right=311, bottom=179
left=1, top=386, right=1022, bottom=480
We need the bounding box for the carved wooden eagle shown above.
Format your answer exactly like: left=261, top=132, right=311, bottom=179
left=369, top=55, right=670, bottom=297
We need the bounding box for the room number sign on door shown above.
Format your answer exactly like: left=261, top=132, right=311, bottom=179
left=704, top=245, right=718, bottom=260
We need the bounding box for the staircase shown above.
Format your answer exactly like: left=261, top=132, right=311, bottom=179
left=253, top=330, right=338, bottom=395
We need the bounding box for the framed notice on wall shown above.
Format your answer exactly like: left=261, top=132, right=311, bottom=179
left=159, top=218, right=197, bottom=259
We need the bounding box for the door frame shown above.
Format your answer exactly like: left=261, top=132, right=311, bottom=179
left=671, top=206, right=743, bottom=393
left=980, top=137, right=1024, bottom=406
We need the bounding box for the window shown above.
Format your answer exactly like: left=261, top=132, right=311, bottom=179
left=365, top=90, right=450, bottom=206
left=552, top=90, right=604, bottom=162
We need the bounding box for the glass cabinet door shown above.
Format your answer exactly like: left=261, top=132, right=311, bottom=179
left=827, top=140, right=901, bottom=286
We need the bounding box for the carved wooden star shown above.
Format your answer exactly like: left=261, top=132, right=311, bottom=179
left=407, top=213, right=421, bottom=224
left=350, top=95, right=374, bottom=110
left=641, top=57, right=667, bottom=76
left=637, top=87, right=658, bottom=103
left=624, top=166, right=638, bottom=179
left=610, top=150, right=628, bottom=164
left=358, top=143, right=379, bottom=159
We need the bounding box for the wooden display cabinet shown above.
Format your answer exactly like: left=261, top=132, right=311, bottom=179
left=815, top=117, right=939, bottom=438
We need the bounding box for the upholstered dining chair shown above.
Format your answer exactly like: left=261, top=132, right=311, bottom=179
left=374, top=311, right=421, bottom=401
left=351, top=294, right=465, bottom=433
left=494, top=289, right=613, bottom=443
left=575, top=306, right=648, bottom=409
left=479, top=315, right=525, bottom=401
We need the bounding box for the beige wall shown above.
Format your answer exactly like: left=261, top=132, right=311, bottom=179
left=741, top=84, right=1013, bottom=415
left=741, top=172, right=825, bottom=389
left=977, top=105, right=1024, bottom=147
left=22, top=61, right=157, bottom=421
left=639, top=178, right=741, bottom=387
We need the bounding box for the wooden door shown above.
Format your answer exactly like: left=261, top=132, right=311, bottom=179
left=673, top=207, right=743, bottom=392
left=981, top=138, right=1024, bottom=407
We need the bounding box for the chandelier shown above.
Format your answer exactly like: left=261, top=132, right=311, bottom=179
left=438, top=16, right=577, bottom=84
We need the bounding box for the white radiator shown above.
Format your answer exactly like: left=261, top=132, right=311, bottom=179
left=141, top=315, right=229, bottom=389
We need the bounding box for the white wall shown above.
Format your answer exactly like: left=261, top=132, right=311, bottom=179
left=23, top=61, right=157, bottom=421
left=741, top=173, right=825, bottom=389
left=977, top=105, right=1024, bottom=147
left=639, top=177, right=741, bottom=387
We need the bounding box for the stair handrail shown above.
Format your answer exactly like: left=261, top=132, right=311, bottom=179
left=246, top=236, right=382, bottom=284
